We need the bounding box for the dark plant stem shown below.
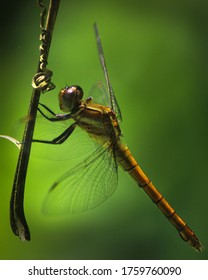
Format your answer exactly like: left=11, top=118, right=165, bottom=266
left=10, top=0, right=60, bottom=241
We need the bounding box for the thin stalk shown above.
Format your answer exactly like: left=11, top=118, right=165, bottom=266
left=10, top=0, right=60, bottom=241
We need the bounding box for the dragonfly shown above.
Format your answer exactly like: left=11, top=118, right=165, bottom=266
left=33, top=23, right=202, bottom=252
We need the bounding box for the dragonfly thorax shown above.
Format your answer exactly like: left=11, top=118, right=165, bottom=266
left=59, top=85, right=83, bottom=112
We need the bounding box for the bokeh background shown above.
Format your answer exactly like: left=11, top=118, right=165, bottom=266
left=0, top=0, right=208, bottom=260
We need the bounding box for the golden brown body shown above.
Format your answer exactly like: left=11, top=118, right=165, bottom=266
left=70, top=98, right=202, bottom=252
left=115, top=141, right=202, bottom=252
left=53, top=24, right=202, bottom=251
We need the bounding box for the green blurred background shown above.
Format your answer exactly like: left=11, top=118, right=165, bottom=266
left=0, top=0, right=208, bottom=259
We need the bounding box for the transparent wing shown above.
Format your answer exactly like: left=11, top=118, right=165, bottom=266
left=88, top=81, right=111, bottom=107
left=94, top=23, right=122, bottom=122
left=88, top=81, right=122, bottom=122
left=43, top=142, right=118, bottom=214
left=14, top=112, right=97, bottom=161
left=33, top=114, right=97, bottom=160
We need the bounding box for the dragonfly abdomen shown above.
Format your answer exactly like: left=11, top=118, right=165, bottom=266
left=115, top=141, right=202, bottom=252
left=142, top=181, right=202, bottom=251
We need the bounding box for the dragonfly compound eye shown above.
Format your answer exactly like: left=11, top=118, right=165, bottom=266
left=59, top=85, right=84, bottom=112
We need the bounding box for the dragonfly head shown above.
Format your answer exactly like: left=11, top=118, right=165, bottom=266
left=59, top=85, right=84, bottom=112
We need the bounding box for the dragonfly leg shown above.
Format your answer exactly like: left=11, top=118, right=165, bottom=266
left=39, top=103, right=57, bottom=116
left=38, top=103, right=71, bottom=122
left=33, top=122, right=77, bottom=145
